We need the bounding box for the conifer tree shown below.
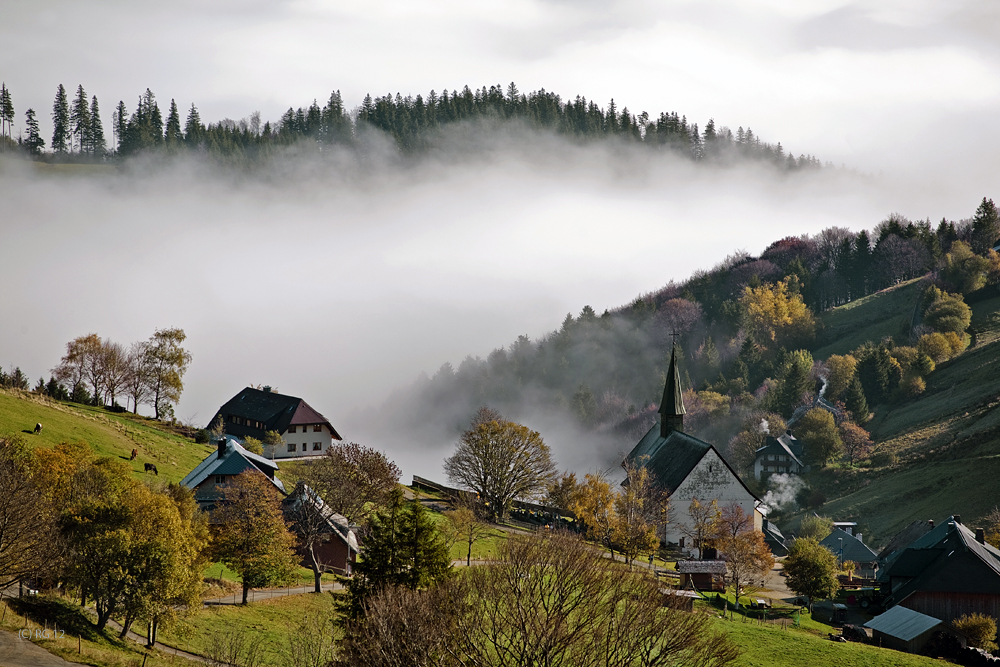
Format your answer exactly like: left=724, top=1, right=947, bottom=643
left=23, top=108, right=44, bottom=156
left=164, top=99, right=182, bottom=146
left=112, top=101, right=128, bottom=154
left=184, top=103, right=203, bottom=145
left=971, top=198, right=1000, bottom=255
left=51, top=84, right=70, bottom=154
left=0, top=83, right=13, bottom=146
left=70, top=84, right=91, bottom=153
left=89, top=95, right=106, bottom=156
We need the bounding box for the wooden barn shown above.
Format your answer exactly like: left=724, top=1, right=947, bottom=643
left=864, top=605, right=967, bottom=654
left=880, top=515, right=1000, bottom=623
left=677, top=560, right=727, bottom=592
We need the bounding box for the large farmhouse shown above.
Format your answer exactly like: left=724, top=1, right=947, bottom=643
left=208, top=386, right=342, bottom=459
left=624, top=346, right=762, bottom=550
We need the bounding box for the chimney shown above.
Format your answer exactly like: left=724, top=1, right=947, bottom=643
left=976, top=528, right=986, bottom=545
left=786, top=430, right=792, bottom=436
left=928, top=519, right=934, bottom=528
left=217, top=438, right=227, bottom=459
left=954, top=515, right=962, bottom=525
left=856, top=534, right=863, bottom=544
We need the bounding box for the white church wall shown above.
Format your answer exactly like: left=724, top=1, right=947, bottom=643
left=665, top=448, right=757, bottom=546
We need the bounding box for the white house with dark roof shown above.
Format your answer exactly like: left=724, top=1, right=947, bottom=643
left=624, top=346, right=761, bottom=551
left=753, top=431, right=807, bottom=480
left=207, top=386, right=342, bottom=459
left=181, top=436, right=287, bottom=512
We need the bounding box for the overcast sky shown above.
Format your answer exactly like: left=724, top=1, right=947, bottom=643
left=2, top=0, right=999, bottom=478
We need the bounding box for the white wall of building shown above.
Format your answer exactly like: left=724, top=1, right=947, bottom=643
left=665, top=448, right=757, bottom=547
left=270, top=424, right=334, bottom=459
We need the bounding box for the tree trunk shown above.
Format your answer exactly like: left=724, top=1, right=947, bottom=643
left=119, top=614, right=133, bottom=640
left=148, top=617, right=158, bottom=648
left=242, top=582, right=249, bottom=605
left=467, top=538, right=473, bottom=567
left=309, top=545, right=322, bottom=593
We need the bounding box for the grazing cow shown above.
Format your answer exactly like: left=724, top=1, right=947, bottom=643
left=33, top=423, right=42, bottom=434
left=130, top=449, right=138, bottom=461
left=144, top=463, right=158, bottom=476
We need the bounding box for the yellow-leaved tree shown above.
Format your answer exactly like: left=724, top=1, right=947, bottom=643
left=741, top=278, right=817, bottom=349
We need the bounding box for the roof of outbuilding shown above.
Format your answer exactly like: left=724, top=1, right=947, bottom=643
left=677, top=560, right=728, bottom=574
left=820, top=528, right=879, bottom=564
left=754, top=433, right=804, bottom=466
left=180, top=437, right=285, bottom=495
left=864, top=605, right=943, bottom=641
left=878, top=520, right=935, bottom=564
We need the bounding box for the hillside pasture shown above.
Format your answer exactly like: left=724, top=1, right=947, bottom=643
left=811, top=278, right=925, bottom=360
left=0, top=389, right=213, bottom=483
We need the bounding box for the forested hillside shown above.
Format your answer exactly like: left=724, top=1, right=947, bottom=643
left=2, top=81, right=822, bottom=168
left=360, top=197, right=1000, bottom=509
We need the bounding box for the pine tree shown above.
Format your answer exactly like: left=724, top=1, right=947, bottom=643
left=164, top=99, right=182, bottom=146
left=0, top=83, right=13, bottom=147
left=845, top=376, right=869, bottom=422
left=23, top=108, right=44, bottom=156
left=89, top=95, right=106, bottom=156
left=971, top=198, right=1000, bottom=255
left=51, top=84, right=70, bottom=154
left=184, top=103, right=203, bottom=145
left=70, top=84, right=92, bottom=153
left=112, top=101, right=128, bottom=154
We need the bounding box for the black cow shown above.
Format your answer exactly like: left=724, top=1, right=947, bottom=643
left=33, top=423, right=42, bottom=434
left=144, top=463, right=158, bottom=476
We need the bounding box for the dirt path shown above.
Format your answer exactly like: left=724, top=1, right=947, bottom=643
left=0, top=629, right=78, bottom=667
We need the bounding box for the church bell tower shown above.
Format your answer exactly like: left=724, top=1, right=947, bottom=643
left=659, top=344, right=686, bottom=436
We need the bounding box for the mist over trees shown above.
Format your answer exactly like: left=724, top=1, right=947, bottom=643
left=359, top=198, right=999, bottom=478
left=5, top=81, right=823, bottom=170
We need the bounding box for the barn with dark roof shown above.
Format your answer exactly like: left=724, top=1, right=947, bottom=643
left=207, top=386, right=342, bottom=459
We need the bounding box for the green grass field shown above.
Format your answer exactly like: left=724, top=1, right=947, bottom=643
left=811, top=278, right=925, bottom=360
left=158, top=590, right=341, bottom=664
left=0, top=389, right=214, bottom=483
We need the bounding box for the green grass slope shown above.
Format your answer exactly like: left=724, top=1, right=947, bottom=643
left=0, top=389, right=214, bottom=483
left=811, top=278, right=925, bottom=360
left=802, top=293, right=1000, bottom=545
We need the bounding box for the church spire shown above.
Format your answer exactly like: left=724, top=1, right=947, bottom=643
left=659, top=344, right=686, bottom=436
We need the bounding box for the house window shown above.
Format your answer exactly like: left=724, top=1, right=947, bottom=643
left=313, top=442, right=321, bottom=451
left=302, top=443, right=308, bottom=452
left=679, top=538, right=685, bottom=548
left=215, top=475, right=225, bottom=483
left=313, top=425, right=322, bottom=432
left=288, top=425, right=296, bottom=433
left=287, top=443, right=296, bottom=453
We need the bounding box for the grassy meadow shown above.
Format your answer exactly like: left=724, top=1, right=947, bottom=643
left=0, top=388, right=214, bottom=483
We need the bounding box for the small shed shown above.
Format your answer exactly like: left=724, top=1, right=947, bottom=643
left=660, top=588, right=700, bottom=612
left=864, top=606, right=966, bottom=654
left=677, top=560, right=728, bottom=592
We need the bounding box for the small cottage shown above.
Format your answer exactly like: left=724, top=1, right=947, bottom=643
left=753, top=431, right=806, bottom=480
left=820, top=528, right=879, bottom=578
left=180, top=436, right=286, bottom=513
left=282, top=483, right=359, bottom=576
left=676, top=560, right=728, bottom=592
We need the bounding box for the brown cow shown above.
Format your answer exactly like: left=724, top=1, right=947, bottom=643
left=130, top=449, right=138, bottom=461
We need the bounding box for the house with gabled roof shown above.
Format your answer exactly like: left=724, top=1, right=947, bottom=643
left=207, top=386, right=342, bottom=459
left=753, top=431, right=807, bottom=480
left=282, top=482, right=359, bottom=576
left=820, top=528, right=879, bottom=578
left=624, top=346, right=762, bottom=551
left=879, top=515, right=1000, bottom=623
left=180, top=436, right=287, bottom=513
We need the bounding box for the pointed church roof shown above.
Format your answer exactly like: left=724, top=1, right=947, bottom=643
left=659, top=345, right=686, bottom=417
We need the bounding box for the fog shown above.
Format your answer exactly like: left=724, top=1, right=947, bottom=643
left=1, top=122, right=990, bottom=480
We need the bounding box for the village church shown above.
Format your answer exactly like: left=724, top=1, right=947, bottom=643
left=625, top=346, right=762, bottom=551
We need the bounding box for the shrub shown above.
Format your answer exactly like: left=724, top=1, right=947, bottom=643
left=872, top=450, right=898, bottom=467
left=952, top=613, right=998, bottom=651
left=900, top=374, right=927, bottom=397
left=923, top=289, right=972, bottom=335
left=918, top=332, right=953, bottom=364
left=194, top=429, right=209, bottom=444
left=943, top=331, right=967, bottom=355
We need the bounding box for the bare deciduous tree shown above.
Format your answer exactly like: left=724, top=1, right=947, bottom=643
left=301, top=442, right=400, bottom=528
left=444, top=408, right=556, bottom=522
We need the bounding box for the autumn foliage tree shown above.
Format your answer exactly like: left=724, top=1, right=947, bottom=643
left=213, top=470, right=299, bottom=604
left=740, top=277, right=817, bottom=349
left=718, top=504, right=774, bottom=607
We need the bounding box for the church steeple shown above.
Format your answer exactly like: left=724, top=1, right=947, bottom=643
left=659, top=344, right=686, bottom=436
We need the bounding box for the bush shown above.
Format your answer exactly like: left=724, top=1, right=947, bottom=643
left=872, top=450, right=898, bottom=467
left=944, top=331, right=968, bottom=355
left=952, top=613, right=998, bottom=651
left=900, top=374, right=927, bottom=397
left=194, top=429, right=210, bottom=444
left=918, top=332, right=953, bottom=363
left=924, top=289, right=972, bottom=335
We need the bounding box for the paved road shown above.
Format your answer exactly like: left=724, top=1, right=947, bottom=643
left=0, top=629, right=77, bottom=667
left=203, top=582, right=342, bottom=606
